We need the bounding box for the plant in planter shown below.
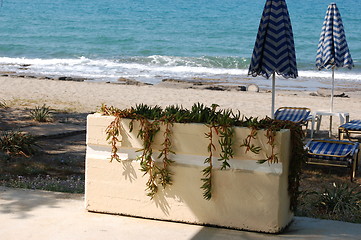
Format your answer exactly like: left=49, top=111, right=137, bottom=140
left=100, top=103, right=307, bottom=211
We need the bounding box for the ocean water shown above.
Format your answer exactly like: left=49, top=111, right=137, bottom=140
left=0, top=0, right=360, bottom=90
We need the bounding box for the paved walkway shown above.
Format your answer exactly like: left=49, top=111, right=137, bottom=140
left=1, top=187, right=360, bottom=240
left=20, top=122, right=85, bottom=138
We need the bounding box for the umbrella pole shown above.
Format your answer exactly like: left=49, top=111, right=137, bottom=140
left=329, top=68, right=335, bottom=137
left=331, top=67, right=335, bottom=112
left=271, top=73, right=275, bottom=118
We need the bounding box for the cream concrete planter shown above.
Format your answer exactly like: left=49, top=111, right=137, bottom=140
left=85, top=113, right=293, bottom=233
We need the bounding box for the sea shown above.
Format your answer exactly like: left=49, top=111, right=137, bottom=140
left=0, top=0, right=360, bottom=91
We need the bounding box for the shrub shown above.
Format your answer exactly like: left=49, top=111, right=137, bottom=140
left=0, top=99, right=7, bottom=108
left=30, top=104, right=52, bottom=122
left=318, top=182, right=361, bottom=215
left=0, top=130, right=37, bottom=157
left=297, top=182, right=361, bottom=223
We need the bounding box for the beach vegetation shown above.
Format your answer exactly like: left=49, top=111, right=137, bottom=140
left=0, top=99, right=7, bottom=108
left=30, top=104, right=52, bottom=122
left=0, top=127, right=85, bottom=194
left=297, top=182, right=361, bottom=223
left=0, top=174, right=84, bottom=194
left=101, top=103, right=306, bottom=211
left=318, top=183, right=361, bottom=215
left=0, top=130, right=37, bottom=158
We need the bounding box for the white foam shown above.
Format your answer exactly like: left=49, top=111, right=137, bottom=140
left=299, top=70, right=361, bottom=81
left=0, top=56, right=359, bottom=89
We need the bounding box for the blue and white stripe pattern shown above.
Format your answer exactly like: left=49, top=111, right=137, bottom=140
left=248, top=0, right=297, bottom=79
left=274, top=107, right=311, bottom=124
left=339, top=120, right=361, bottom=131
left=306, top=139, right=359, bottom=162
left=316, top=3, right=353, bottom=70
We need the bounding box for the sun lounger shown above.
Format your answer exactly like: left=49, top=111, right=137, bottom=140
left=338, top=119, right=361, bottom=141
left=274, top=107, right=312, bottom=128
left=305, top=139, right=360, bottom=181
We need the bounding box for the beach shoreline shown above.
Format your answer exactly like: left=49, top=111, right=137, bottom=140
left=3, top=66, right=361, bottom=91
left=1, top=75, right=360, bottom=135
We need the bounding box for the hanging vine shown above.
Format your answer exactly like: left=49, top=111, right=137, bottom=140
left=105, top=114, right=122, bottom=162
left=201, top=125, right=216, bottom=200
left=216, top=109, right=236, bottom=170
left=217, top=125, right=234, bottom=170
left=137, top=118, right=160, bottom=198
left=240, top=127, right=262, bottom=155
left=265, top=128, right=279, bottom=164
left=157, top=120, right=175, bottom=188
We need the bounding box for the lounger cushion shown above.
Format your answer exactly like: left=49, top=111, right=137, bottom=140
left=306, top=139, right=359, bottom=162
left=274, top=107, right=311, bottom=123
left=339, top=120, right=361, bottom=131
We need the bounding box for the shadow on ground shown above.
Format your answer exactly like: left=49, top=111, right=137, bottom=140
left=0, top=187, right=83, bottom=219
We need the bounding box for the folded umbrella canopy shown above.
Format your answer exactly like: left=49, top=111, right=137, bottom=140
left=248, top=0, right=297, bottom=118
left=316, top=3, right=353, bottom=113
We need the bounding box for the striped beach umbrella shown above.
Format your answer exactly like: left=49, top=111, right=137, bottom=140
left=248, top=0, right=297, bottom=118
left=316, top=3, right=353, bottom=113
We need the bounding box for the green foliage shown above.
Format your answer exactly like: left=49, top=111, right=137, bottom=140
left=201, top=126, right=216, bottom=200
left=240, top=128, right=262, bottom=154
left=163, top=105, right=185, bottom=122
left=0, top=99, right=7, bottom=108
left=30, top=104, right=52, bottom=122
left=105, top=114, right=122, bottom=162
left=215, top=109, right=237, bottom=170
left=298, top=183, right=361, bottom=223
left=0, top=130, right=37, bottom=157
left=189, top=103, right=217, bottom=123
left=217, top=126, right=234, bottom=170
left=133, top=104, right=163, bottom=120
left=157, top=121, right=175, bottom=187
left=137, top=118, right=161, bottom=198
left=318, top=183, right=361, bottom=215
left=101, top=103, right=306, bottom=211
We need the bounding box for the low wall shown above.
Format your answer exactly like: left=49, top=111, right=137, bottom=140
left=85, top=113, right=293, bottom=233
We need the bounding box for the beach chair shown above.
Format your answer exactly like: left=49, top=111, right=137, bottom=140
left=274, top=107, right=312, bottom=128
left=305, top=139, right=360, bottom=181
left=338, top=120, right=361, bottom=141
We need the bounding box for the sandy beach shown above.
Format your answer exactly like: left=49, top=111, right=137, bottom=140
left=1, top=76, right=360, bottom=135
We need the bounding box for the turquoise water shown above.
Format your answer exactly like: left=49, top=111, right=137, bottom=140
left=0, top=0, right=360, bottom=89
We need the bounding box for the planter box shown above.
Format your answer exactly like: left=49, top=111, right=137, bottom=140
left=85, top=113, right=293, bottom=233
